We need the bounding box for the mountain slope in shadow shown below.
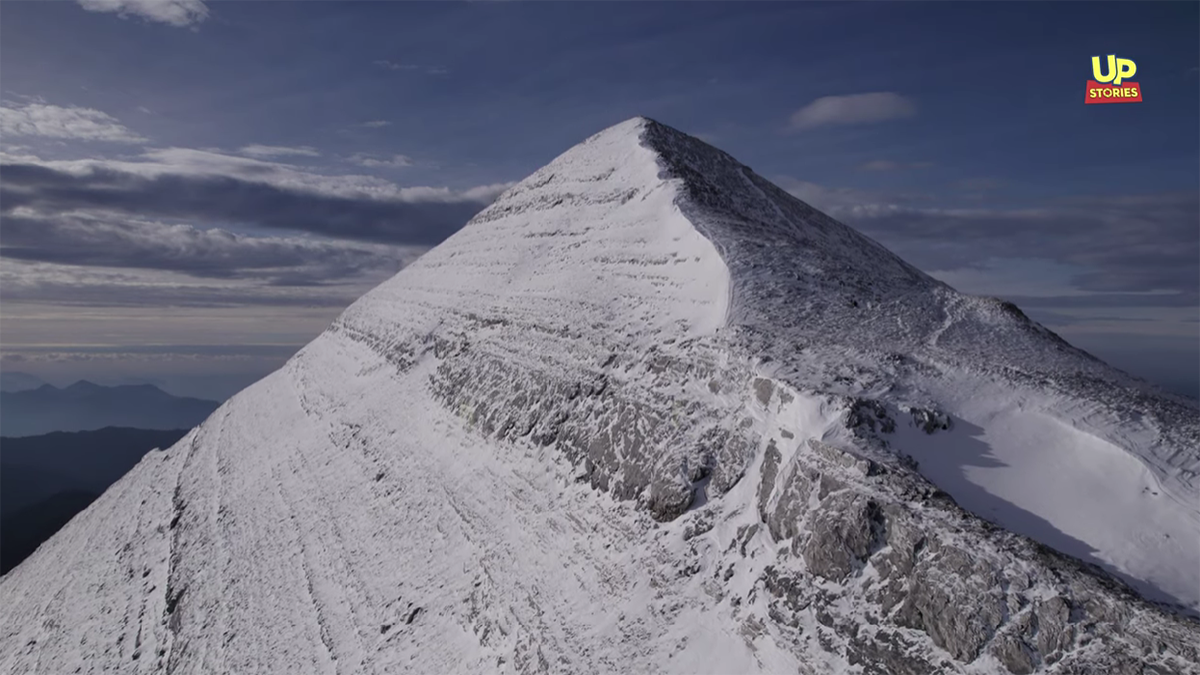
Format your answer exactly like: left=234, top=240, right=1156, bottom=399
left=1, top=427, right=191, bottom=573
left=1, top=491, right=99, bottom=575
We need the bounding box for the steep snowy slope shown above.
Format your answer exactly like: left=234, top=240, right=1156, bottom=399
left=2, top=118, right=1197, bottom=675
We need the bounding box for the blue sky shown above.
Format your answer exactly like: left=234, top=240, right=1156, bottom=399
left=1, top=1, right=1196, bottom=399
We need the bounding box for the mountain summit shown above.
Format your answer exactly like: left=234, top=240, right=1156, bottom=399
left=2, top=117, right=1196, bottom=674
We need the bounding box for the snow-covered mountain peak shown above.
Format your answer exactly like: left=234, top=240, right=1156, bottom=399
left=2, top=118, right=1197, bottom=675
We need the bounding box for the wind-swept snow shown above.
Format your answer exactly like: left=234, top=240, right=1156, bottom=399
left=888, top=376, right=1200, bottom=612
left=2, top=117, right=1197, bottom=675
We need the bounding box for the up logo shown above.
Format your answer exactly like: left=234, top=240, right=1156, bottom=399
left=1086, top=55, right=1143, bottom=104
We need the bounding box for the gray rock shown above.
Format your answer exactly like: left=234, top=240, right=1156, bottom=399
left=800, top=493, right=880, bottom=582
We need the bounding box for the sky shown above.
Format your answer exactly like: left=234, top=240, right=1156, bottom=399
left=0, top=0, right=1197, bottom=401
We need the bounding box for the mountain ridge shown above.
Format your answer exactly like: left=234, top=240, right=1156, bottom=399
left=0, top=371, right=47, bottom=393
left=0, top=381, right=219, bottom=437
left=1, top=116, right=1196, bottom=674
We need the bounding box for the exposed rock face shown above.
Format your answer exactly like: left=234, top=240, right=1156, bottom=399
left=736, top=382, right=1200, bottom=674
left=1, top=117, right=1196, bottom=674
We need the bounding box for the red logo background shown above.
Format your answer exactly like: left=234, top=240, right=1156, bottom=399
left=1085, top=80, right=1143, bottom=105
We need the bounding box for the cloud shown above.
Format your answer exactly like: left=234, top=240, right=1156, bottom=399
left=1, top=145, right=496, bottom=201
left=859, top=159, right=933, bottom=171
left=0, top=148, right=509, bottom=255
left=238, top=144, right=321, bottom=158
left=2, top=344, right=302, bottom=359
left=374, top=60, right=449, bottom=75
left=789, top=92, right=916, bottom=130
left=348, top=153, right=412, bottom=168
left=76, top=0, right=208, bottom=27
left=460, top=182, right=517, bottom=202
left=374, top=60, right=419, bottom=71
left=358, top=120, right=391, bottom=128
left=826, top=191, right=1199, bottom=297
left=0, top=211, right=419, bottom=285
left=0, top=139, right=495, bottom=328
left=0, top=102, right=147, bottom=142
left=0, top=142, right=516, bottom=311
left=0, top=232, right=427, bottom=310
left=1003, top=293, right=1199, bottom=309
left=0, top=260, right=374, bottom=309
left=777, top=177, right=1198, bottom=296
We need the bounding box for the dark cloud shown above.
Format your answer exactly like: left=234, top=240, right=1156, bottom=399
left=4, top=343, right=299, bottom=357
left=0, top=212, right=414, bottom=285
left=1020, top=308, right=1160, bottom=327
left=0, top=161, right=488, bottom=246
left=1003, top=293, right=1199, bottom=309
left=0, top=274, right=361, bottom=308
left=833, top=191, right=1200, bottom=295
left=0, top=146, right=510, bottom=311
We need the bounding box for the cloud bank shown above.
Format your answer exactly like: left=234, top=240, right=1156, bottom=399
left=780, top=178, right=1199, bottom=301
left=0, top=150, right=501, bottom=246
left=1, top=129, right=514, bottom=312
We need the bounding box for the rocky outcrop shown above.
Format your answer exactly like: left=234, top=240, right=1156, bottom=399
left=736, top=377, right=1200, bottom=674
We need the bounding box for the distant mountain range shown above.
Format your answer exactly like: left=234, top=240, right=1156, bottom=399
left=0, top=371, right=46, bottom=393
left=1, top=426, right=191, bottom=574
left=0, top=381, right=219, bottom=437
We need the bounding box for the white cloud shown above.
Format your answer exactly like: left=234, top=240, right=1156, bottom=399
left=0, top=102, right=147, bottom=143
left=789, top=92, right=916, bottom=130
left=76, top=0, right=209, bottom=27
left=374, top=60, right=421, bottom=72
left=3, top=146, right=499, bottom=204
left=374, top=60, right=449, bottom=75
left=359, top=120, right=391, bottom=128
left=238, top=144, right=321, bottom=158
left=461, top=182, right=517, bottom=202
left=348, top=153, right=412, bottom=168
left=1, top=146, right=516, bottom=249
